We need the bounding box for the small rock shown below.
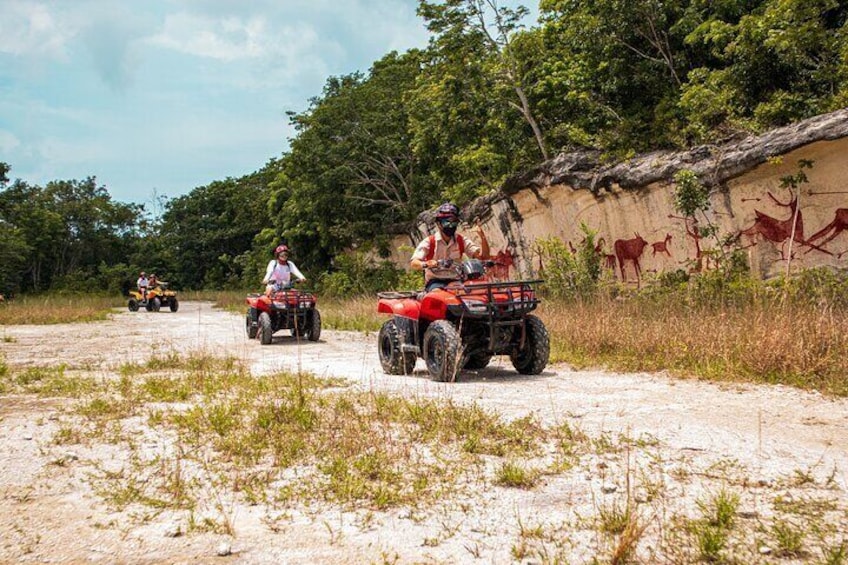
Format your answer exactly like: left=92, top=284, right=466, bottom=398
left=759, top=546, right=772, bottom=555
left=634, top=488, right=649, bottom=504
left=164, top=524, right=182, bottom=538
left=22, top=433, right=33, bottom=441
left=48, top=414, right=61, bottom=421
left=216, top=542, right=232, bottom=556
left=63, top=452, right=79, bottom=462
left=601, top=484, right=617, bottom=494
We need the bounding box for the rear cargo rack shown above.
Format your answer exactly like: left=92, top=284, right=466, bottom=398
left=456, top=280, right=542, bottom=314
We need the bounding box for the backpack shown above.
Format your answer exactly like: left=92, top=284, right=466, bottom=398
left=424, top=234, right=465, bottom=261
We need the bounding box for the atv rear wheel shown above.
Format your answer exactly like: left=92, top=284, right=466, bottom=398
left=510, top=315, right=550, bottom=375
left=128, top=299, right=139, bottom=312
left=464, top=351, right=493, bottom=370
left=423, top=320, right=461, bottom=382
left=169, top=298, right=179, bottom=312
left=306, top=310, right=321, bottom=342
left=246, top=308, right=258, bottom=339
left=258, top=312, right=273, bottom=345
left=378, top=319, right=416, bottom=375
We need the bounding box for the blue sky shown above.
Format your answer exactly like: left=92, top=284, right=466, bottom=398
left=0, top=0, right=537, bottom=207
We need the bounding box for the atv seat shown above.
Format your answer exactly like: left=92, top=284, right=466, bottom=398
left=377, top=291, right=418, bottom=300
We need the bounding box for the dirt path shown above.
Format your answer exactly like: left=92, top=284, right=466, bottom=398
left=2, top=301, right=847, bottom=563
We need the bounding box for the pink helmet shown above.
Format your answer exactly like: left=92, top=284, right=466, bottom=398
left=275, top=244, right=289, bottom=256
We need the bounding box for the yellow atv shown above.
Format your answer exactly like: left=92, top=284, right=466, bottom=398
left=128, top=282, right=179, bottom=312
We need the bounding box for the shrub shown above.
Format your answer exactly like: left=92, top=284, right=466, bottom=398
left=317, top=251, right=411, bottom=297
left=534, top=224, right=602, bottom=300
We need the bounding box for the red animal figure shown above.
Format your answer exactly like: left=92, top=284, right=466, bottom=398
left=651, top=233, right=673, bottom=257
left=614, top=234, right=649, bottom=282
left=738, top=191, right=831, bottom=257
left=489, top=249, right=515, bottom=280
left=594, top=237, right=617, bottom=271
left=806, top=208, right=848, bottom=251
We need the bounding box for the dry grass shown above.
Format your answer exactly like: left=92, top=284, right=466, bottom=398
left=538, top=296, right=848, bottom=396
left=5, top=352, right=848, bottom=562
left=4, top=354, right=554, bottom=512
left=0, top=294, right=123, bottom=325
left=319, top=296, right=382, bottom=332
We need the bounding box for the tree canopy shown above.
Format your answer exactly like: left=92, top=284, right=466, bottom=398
left=1, top=0, right=845, bottom=293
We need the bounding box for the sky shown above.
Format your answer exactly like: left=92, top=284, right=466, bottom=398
left=0, top=0, right=537, bottom=207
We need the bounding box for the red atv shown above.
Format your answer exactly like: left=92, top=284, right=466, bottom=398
left=245, top=285, right=321, bottom=345
left=377, top=259, right=550, bottom=381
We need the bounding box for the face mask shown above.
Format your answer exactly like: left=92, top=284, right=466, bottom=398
left=439, top=219, right=458, bottom=237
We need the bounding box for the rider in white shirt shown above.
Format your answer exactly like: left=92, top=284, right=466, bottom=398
left=137, top=272, right=149, bottom=302
left=262, top=245, right=306, bottom=295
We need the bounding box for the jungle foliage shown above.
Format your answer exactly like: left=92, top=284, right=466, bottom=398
left=1, top=0, right=846, bottom=295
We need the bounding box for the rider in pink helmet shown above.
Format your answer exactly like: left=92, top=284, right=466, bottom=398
left=262, top=244, right=306, bottom=295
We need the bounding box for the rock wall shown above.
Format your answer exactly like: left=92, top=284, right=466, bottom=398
left=388, top=109, right=848, bottom=281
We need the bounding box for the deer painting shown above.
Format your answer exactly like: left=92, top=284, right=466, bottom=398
left=594, top=237, right=617, bottom=271
left=738, top=191, right=831, bottom=257
left=614, top=234, right=649, bottom=283
left=806, top=208, right=848, bottom=253
left=651, top=233, right=673, bottom=257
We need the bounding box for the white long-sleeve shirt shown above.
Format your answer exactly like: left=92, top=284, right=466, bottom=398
left=263, top=259, right=305, bottom=286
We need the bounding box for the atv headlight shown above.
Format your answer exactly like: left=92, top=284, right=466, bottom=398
left=273, top=301, right=288, bottom=309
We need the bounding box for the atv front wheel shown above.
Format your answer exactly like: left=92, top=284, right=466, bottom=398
left=151, top=297, right=161, bottom=312
left=378, top=319, right=416, bottom=375
left=246, top=308, right=258, bottom=339
left=510, top=315, right=550, bottom=375
left=258, top=312, right=273, bottom=345
left=128, top=299, right=139, bottom=312
left=423, top=320, right=461, bottom=382
left=169, top=298, right=179, bottom=312
left=306, top=310, right=321, bottom=342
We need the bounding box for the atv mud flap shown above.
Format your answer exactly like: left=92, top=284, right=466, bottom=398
left=393, top=316, right=419, bottom=355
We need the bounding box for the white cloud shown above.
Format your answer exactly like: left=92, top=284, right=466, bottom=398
left=0, top=130, right=22, bottom=153
left=0, top=0, right=72, bottom=58
left=150, top=12, right=273, bottom=61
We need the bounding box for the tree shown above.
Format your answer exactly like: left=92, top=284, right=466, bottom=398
left=269, top=51, right=434, bottom=269
left=0, top=171, right=143, bottom=291
left=158, top=162, right=280, bottom=289
left=419, top=0, right=547, bottom=160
